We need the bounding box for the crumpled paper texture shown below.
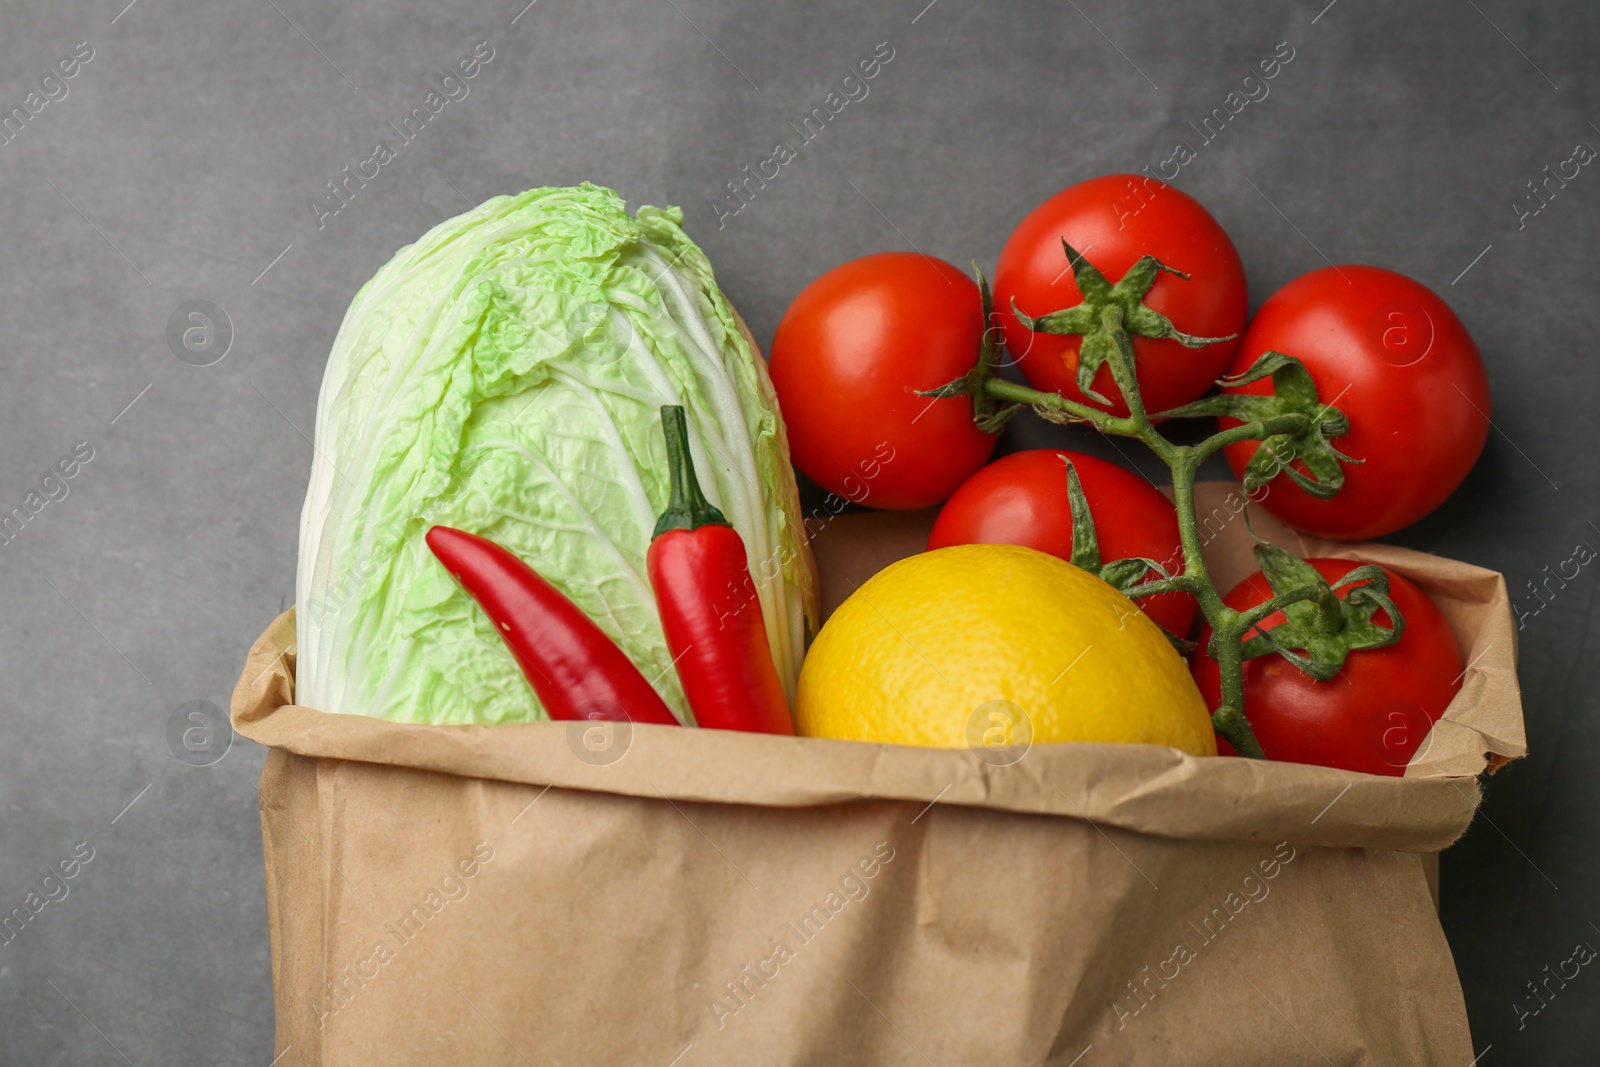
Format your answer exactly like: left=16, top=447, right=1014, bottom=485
left=232, top=484, right=1522, bottom=1066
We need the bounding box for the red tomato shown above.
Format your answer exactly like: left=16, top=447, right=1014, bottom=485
left=928, top=449, right=1196, bottom=637
left=1193, top=558, right=1463, bottom=775
left=1221, top=266, right=1491, bottom=540
left=993, top=174, right=1248, bottom=417
left=769, top=253, right=996, bottom=510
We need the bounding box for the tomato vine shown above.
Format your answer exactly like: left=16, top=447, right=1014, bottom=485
left=928, top=248, right=1403, bottom=759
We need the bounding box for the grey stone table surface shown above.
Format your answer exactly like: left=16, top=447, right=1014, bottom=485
left=0, top=0, right=1594, bottom=1062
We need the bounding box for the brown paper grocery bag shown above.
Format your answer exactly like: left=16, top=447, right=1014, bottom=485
left=232, top=485, right=1523, bottom=1066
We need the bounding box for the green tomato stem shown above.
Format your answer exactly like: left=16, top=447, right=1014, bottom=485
left=1235, top=584, right=1328, bottom=634
left=981, top=377, right=1136, bottom=436
left=1207, top=627, right=1266, bottom=759
left=1122, top=575, right=1206, bottom=600
left=977, top=332, right=1277, bottom=759
left=1191, top=413, right=1312, bottom=463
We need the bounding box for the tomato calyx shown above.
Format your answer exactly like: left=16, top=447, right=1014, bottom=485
left=1010, top=241, right=1235, bottom=406
left=1058, top=456, right=1196, bottom=654
left=918, top=263, right=1020, bottom=434
left=914, top=227, right=1383, bottom=762
left=1218, top=544, right=1405, bottom=681
left=1155, top=352, right=1359, bottom=500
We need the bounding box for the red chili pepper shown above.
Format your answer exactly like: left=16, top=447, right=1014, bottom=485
left=646, top=406, right=794, bottom=735
left=425, top=525, right=680, bottom=726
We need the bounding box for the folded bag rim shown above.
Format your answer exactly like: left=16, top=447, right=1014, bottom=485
left=236, top=483, right=1523, bottom=854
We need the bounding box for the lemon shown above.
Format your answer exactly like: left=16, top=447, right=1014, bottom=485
left=796, top=544, right=1216, bottom=756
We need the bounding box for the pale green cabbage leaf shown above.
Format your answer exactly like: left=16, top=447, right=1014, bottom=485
left=295, top=184, right=816, bottom=725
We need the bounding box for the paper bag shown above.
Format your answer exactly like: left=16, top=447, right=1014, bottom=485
left=231, top=485, right=1523, bottom=1066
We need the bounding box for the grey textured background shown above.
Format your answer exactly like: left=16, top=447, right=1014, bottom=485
left=0, top=0, right=1594, bottom=1062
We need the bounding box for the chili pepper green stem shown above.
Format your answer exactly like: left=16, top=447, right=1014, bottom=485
left=653, top=405, right=728, bottom=537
